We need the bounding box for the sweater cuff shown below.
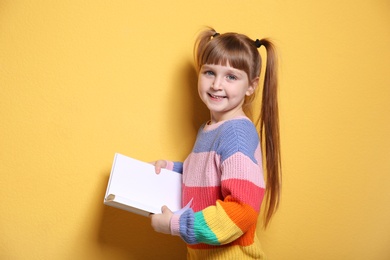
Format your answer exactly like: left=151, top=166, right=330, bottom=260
left=170, top=214, right=181, bottom=236
left=165, top=160, right=174, bottom=171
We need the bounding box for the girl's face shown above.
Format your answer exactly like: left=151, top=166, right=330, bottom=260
left=198, top=62, right=258, bottom=124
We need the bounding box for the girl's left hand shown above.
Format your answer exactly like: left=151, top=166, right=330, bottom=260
left=150, top=160, right=167, bottom=174
left=150, top=205, right=173, bottom=234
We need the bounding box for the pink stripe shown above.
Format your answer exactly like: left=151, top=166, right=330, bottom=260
left=183, top=152, right=221, bottom=187
left=221, top=179, right=265, bottom=212
left=170, top=214, right=181, bottom=235
left=165, top=160, right=174, bottom=171
left=254, top=145, right=263, bottom=168
left=221, top=153, right=265, bottom=188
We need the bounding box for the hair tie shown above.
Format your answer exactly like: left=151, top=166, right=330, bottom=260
left=212, top=32, right=220, bottom=38
left=254, top=39, right=261, bottom=48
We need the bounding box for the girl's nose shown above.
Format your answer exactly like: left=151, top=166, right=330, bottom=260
left=211, top=79, right=222, bottom=90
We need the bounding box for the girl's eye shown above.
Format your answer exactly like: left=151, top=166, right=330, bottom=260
left=227, top=75, right=237, bottom=80
left=205, top=71, right=214, bottom=76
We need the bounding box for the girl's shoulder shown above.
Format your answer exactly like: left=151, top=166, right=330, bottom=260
left=222, top=116, right=256, bottom=131
left=214, top=117, right=260, bottom=163
left=193, top=117, right=260, bottom=162
left=201, top=116, right=259, bottom=146
left=216, top=117, right=258, bottom=138
left=219, top=117, right=258, bottom=143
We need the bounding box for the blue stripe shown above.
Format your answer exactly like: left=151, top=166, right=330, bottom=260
left=179, top=209, right=197, bottom=244
left=173, top=162, right=183, bottom=173
left=192, top=119, right=259, bottom=164
left=179, top=210, right=220, bottom=245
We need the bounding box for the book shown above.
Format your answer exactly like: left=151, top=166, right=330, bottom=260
left=104, top=153, right=182, bottom=217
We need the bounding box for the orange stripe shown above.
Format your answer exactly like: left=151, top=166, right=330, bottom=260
left=219, top=195, right=258, bottom=232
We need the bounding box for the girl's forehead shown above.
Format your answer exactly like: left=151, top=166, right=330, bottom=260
left=202, top=62, right=236, bottom=70
left=203, top=52, right=249, bottom=70
left=203, top=61, right=244, bottom=71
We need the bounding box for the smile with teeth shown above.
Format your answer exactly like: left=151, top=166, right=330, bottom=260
left=208, top=93, right=227, bottom=100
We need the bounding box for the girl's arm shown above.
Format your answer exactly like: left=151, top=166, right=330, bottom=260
left=171, top=152, right=264, bottom=245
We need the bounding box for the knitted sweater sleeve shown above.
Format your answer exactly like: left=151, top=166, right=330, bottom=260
left=165, top=161, right=183, bottom=173
left=170, top=121, right=265, bottom=245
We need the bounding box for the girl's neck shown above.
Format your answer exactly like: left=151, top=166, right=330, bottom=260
left=208, top=109, right=246, bottom=125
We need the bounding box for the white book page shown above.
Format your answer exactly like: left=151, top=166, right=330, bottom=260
left=104, top=153, right=182, bottom=214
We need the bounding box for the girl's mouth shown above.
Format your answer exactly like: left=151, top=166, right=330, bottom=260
left=208, top=93, right=227, bottom=100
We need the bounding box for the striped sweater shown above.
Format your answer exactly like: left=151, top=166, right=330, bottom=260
left=166, top=116, right=266, bottom=259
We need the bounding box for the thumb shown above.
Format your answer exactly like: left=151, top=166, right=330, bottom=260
left=161, top=205, right=170, bottom=213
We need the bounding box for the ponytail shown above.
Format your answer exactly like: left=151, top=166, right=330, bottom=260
left=258, top=39, right=282, bottom=228
left=193, top=27, right=218, bottom=72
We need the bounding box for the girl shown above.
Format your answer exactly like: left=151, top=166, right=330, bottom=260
left=150, top=27, right=281, bottom=259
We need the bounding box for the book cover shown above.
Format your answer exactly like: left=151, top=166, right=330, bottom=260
left=104, top=153, right=182, bottom=217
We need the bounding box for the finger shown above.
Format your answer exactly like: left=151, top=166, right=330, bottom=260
left=161, top=205, right=172, bottom=214
left=149, top=161, right=160, bottom=174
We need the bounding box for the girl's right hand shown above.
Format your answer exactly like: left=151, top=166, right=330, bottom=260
left=150, top=160, right=167, bottom=174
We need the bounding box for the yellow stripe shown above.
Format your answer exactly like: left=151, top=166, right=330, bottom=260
left=187, top=242, right=266, bottom=259
left=202, top=201, right=244, bottom=244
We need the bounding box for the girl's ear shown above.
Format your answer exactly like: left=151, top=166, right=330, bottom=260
left=246, top=77, right=259, bottom=96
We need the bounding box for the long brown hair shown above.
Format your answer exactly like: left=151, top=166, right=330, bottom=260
left=194, top=27, right=282, bottom=228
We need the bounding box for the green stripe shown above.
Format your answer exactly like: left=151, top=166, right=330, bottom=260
left=194, top=211, right=220, bottom=245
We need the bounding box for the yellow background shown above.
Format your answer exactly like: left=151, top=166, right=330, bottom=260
left=1, top=1, right=389, bottom=259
